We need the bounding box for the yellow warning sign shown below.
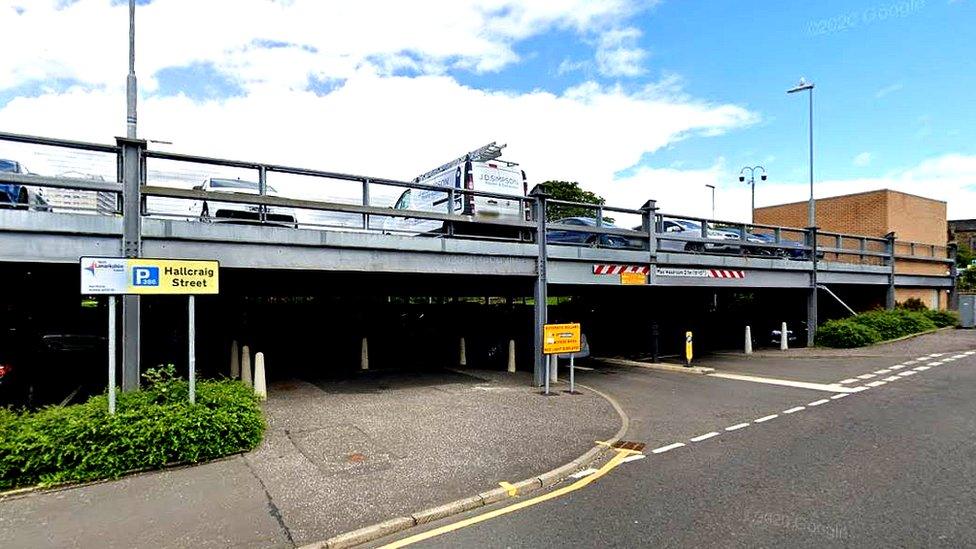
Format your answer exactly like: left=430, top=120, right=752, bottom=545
left=544, top=323, right=581, bottom=355
left=620, top=272, right=647, bottom=285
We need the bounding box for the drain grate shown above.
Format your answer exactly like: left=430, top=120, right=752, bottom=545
left=612, top=440, right=645, bottom=452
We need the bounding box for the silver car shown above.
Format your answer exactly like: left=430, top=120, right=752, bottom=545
left=191, top=177, right=297, bottom=227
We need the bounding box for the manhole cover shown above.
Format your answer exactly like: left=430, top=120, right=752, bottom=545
left=612, top=441, right=645, bottom=452
left=347, top=453, right=367, bottom=463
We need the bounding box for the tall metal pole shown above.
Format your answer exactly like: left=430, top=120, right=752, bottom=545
left=530, top=185, right=549, bottom=387
left=126, top=0, right=137, bottom=139
left=705, top=184, right=715, bottom=219
left=807, top=87, right=815, bottom=227
left=750, top=175, right=755, bottom=224
left=121, top=0, right=144, bottom=391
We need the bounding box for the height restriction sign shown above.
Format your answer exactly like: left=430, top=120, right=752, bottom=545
left=544, top=323, right=582, bottom=355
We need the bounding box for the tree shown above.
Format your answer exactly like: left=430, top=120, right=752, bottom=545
left=955, top=241, right=975, bottom=269
left=540, top=180, right=611, bottom=222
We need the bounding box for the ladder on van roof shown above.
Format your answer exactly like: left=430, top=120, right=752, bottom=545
left=414, top=142, right=508, bottom=182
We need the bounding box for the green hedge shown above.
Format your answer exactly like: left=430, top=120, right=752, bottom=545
left=849, top=310, right=936, bottom=341
left=815, top=320, right=881, bottom=348
left=921, top=309, right=959, bottom=328
left=0, top=366, right=264, bottom=490
left=816, top=308, right=954, bottom=348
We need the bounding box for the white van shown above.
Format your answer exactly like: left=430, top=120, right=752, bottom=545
left=386, top=142, right=527, bottom=237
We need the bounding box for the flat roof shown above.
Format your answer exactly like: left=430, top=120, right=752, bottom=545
left=755, top=188, right=946, bottom=210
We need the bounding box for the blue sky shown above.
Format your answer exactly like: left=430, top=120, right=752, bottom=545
left=0, top=0, right=974, bottom=219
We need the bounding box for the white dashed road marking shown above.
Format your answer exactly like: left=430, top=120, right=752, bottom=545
left=874, top=369, right=892, bottom=374
left=725, top=423, right=750, bottom=431
left=839, top=378, right=859, bottom=384
left=621, top=454, right=646, bottom=463
left=754, top=414, right=778, bottom=423
left=783, top=406, right=805, bottom=414
left=652, top=443, right=686, bottom=454
left=867, top=381, right=887, bottom=387
left=856, top=374, right=876, bottom=380
left=570, top=468, right=599, bottom=479
left=708, top=372, right=859, bottom=393
left=898, top=371, right=916, bottom=377
left=808, top=399, right=830, bottom=406
left=884, top=376, right=901, bottom=382
left=690, top=432, right=720, bottom=442
left=914, top=366, right=931, bottom=371
left=830, top=394, right=849, bottom=400
left=889, top=364, right=906, bottom=370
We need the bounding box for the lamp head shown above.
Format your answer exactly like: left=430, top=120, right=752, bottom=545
left=738, top=176, right=745, bottom=182
left=760, top=174, right=767, bottom=181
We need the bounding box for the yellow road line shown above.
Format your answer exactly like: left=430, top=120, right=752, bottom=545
left=378, top=450, right=633, bottom=549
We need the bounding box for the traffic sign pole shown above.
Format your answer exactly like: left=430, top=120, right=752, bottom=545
left=108, top=295, right=116, bottom=414
left=188, top=295, right=196, bottom=404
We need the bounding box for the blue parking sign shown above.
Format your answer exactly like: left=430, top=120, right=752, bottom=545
left=132, top=266, right=160, bottom=287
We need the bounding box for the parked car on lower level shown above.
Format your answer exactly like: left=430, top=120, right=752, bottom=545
left=0, top=158, right=48, bottom=211
left=656, top=218, right=742, bottom=253
left=548, top=217, right=633, bottom=248
left=190, top=177, right=298, bottom=227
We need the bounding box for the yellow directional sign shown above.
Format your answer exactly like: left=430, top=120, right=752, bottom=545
left=81, top=257, right=219, bottom=295
left=544, top=323, right=581, bottom=355
left=620, top=272, right=647, bottom=285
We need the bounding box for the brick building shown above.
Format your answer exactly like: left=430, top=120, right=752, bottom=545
left=948, top=219, right=976, bottom=251
left=755, top=189, right=950, bottom=309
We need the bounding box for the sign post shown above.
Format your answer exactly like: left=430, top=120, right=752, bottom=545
left=543, top=323, right=581, bottom=395
left=108, top=295, right=116, bottom=414
left=81, top=257, right=219, bottom=411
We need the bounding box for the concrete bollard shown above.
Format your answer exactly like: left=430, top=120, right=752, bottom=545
left=253, top=352, right=267, bottom=401
left=241, top=345, right=253, bottom=387
left=744, top=326, right=753, bottom=355
left=230, top=340, right=240, bottom=379
left=507, top=339, right=516, bottom=373
left=459, top=337, right=467, bottom=367
left=361, top=337, right=369, bottom=370
left=780, top=322, right=789, bottom=351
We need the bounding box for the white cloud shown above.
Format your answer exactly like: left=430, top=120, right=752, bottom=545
left=595, top=27, right=648, bottom=77
left=874, top=82, right=903, bottom=99
left=853, top=152, right=873, bottom=167
left=0, top=0, right=649, bottom=92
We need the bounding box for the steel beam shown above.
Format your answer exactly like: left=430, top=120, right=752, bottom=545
left=530, top=185, right=548, bottom=387
left=118, top=136, right=146, bottom=392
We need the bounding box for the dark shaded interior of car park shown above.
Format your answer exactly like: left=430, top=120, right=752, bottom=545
left=0, top=263, right=888, bottom=408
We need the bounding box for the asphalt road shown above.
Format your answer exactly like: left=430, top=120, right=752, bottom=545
left=374, top=343, right=976, bottom=548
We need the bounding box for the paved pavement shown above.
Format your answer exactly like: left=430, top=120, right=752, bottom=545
left=373, top=330, right=976, bottom=548
left=0, top=369, right=619, bottom=548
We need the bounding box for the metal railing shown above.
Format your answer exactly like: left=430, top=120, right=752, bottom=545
left=0, top=130, right=959, bottom=269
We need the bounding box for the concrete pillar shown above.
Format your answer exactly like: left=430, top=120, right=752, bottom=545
left=230, top=340, right=240, bottom=379
left=744, top=326, right=753, bottom=355
left=780, top=322, right=789, bottom=351
left=253, top=352, right=267, bottom=401
left=459, top=337, right=467, bottom=367
left=508, top=339, right=516, bottom=373
left=361, top=337, right=369, bottom=370
left=241, top=345, right=252, bottom=388
left=550, top=355, right=558, bottom=383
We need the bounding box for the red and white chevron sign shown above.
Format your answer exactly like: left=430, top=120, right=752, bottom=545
left=654, top=267, right=746, bottom=279
left=592, top=264, right=651, bottom=275
left=708, top=269, right=745, bottom=279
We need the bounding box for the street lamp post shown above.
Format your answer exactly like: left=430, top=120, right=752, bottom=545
left=738, top=166, right=766, bottom=224
left=705, top=184, right=716, bottom=219
left=788, top=78, right=817, bottom=347
left=787, top=78, right=815, bottom=227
